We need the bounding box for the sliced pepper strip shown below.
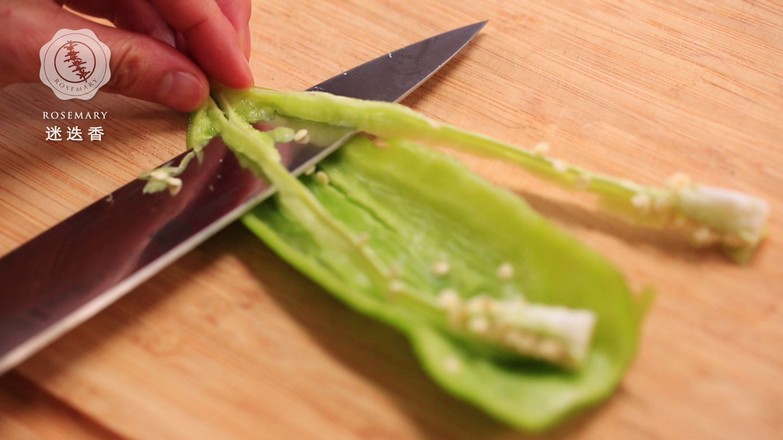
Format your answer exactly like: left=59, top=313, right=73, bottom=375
left=221, top=87, right=769, bottom=262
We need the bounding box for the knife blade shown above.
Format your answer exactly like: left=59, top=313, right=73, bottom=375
left=0, top=21, right=486, bottom=374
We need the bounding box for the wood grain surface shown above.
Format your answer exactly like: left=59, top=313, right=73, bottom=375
left=1, top=1, right=782, bottom=438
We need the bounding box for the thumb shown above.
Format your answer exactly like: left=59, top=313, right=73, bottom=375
left=2, top=4, right=209, bottom=111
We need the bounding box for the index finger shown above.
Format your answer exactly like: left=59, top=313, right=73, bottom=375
left=151, top=0, right=253, bottom=88
left=216, top=0, right=252, bottom=58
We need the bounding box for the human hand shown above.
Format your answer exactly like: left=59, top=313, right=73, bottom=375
left=0, top=0, right=254, bottom=111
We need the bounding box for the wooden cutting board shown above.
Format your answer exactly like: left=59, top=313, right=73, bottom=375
left=1, top=1, right=781, bottom=438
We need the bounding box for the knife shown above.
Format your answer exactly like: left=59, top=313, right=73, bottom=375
left=0, top=21, right=486, bottom=374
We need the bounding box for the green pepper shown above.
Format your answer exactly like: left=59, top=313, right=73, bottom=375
left=243, top=136, right=649, bottom=431
left=220, top=88, right=770, bottom=262
left=175, top=91, right=652, bottom=431
left=143, top=83, right=767, bottom=429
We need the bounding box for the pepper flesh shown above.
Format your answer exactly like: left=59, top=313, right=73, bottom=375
left=181, top=90, right=650, bottom=431
left=241, top=135, right=647, bottom=431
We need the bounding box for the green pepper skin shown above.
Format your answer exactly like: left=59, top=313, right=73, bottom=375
left=242, top=135, right=649, bottom=432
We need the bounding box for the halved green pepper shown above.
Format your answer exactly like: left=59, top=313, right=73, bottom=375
left=178, top=89, right=652, bottom=431
left=244, top=136, right=648, bottom=431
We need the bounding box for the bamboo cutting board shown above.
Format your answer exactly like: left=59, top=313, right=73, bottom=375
left=1, top=1, right=782, bottom=438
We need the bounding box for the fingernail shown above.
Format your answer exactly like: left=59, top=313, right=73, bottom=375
left=156, top=71, right=204, bottom=111
left=150, top=27, right=177, bottom=48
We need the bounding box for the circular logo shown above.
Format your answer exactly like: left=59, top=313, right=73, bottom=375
left=39, top=29, right=111, bottom=100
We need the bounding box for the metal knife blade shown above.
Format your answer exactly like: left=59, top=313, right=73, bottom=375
left=0, top=21, right=486, bottom=374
